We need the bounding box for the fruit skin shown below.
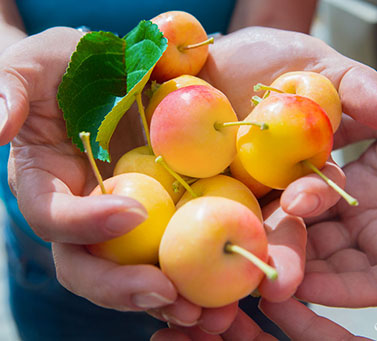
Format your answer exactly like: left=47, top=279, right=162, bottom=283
left=159, top=196, right=268, bottom=308
left=151, top=11, right=210, bottom=82
left=145, top=75, right=211, bottom=125
left=150, top=85, right=238, bottom=178
left=229, top=154, right=272, bottom=199
left=270, top=71, right=342, bottom=132
left=113, top=145, right=185, bottom=204
left=237, top=93, right=333, bottom=189
left=87, top=173, right=176, bottom=265
left=177, top=174, right=263, bottom=222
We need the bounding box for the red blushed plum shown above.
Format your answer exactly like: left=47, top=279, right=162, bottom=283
left=150, top=85, right=238, bottom=178
left=237, top=93, right=333, bottom=189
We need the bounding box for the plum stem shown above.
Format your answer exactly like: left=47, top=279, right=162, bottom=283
left=225, top=242, right=278, bottom=280
left=215, top=121, right=268, bottom=130
left=251, top=96, right=263, bottom=106
left=303, top=160, right=359, bottom=206
left=180, top=37, right=214, bottom=51
left=254, top=83, right=284, bottom=94
left=136, top=92, right=153, bottom=153
left=79, top=132, right=107, bottom=195
left=155, top=156, right=198, bottom=198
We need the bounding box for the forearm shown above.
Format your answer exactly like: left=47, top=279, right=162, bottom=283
left=0, top=0, right=26, bottom=53
left=228, top=0, right=318, bottom=34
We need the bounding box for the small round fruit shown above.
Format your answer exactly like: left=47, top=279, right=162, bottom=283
left=237, top=93, right=333, bottom=189
left=88, top=173, right=176, bottom=265
left=270, top=71, right=342, bottom=132
left=176, top=174, right=263, bottom=222
left=145, top=75, right=211, bottom=125
left=159, top=196, right=268, bottom=308
left=150, top=85, right=238, bottom=178
left=230, top=154, right=272, bottom=199
left=114, top=145, right=185, bottom=204
left=151, top=11, right=211, bottom=82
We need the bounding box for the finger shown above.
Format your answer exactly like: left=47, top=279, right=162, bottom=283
left=0, top=27, right=84, bottom=144
left=222, top=309, right=276, bottom=341
left=158, top=296, right=202, bottom=328
left=15, top=168, right=147, bottom=244
left=168, top=325, right=223, bottom=341
left=52, top=243, right=177, bottom=311
left=281, top=161, right=345, bottom=218
left=338, top=63, right=377, bottom=130
left=198, top=302, right=239, bottom=335
left=295, top=267, right=377, bottom=308
left=259, top=205, right=307, bottom=302
left=333, top=114, right=377, bottom=149
left=151, top=329, right=192, bottom=341
left=259, top=298, right=363, bottom=340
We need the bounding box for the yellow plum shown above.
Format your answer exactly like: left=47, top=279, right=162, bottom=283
left=237, top=93, right=333, bottom=189
left=159, top=196, right=269, bottom=308
left=176, top=174, right=263, bottom=222
left=88, top=173, right=176, bottom=265
left=113, top=145, right=185, bottom=204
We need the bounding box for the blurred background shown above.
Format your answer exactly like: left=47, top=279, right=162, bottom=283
left=0, top=0, right=376, bottom=339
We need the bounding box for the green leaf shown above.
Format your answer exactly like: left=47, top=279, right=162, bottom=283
left=57, top=31, right=126, bottom=161
left=96, top=20, right=167, bottom=158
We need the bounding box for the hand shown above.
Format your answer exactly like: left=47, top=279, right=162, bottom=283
left=200, top=27, right=377, bottom=309
left=0, top=26, right=309, bottom=333
left=0, top=27, right=178, bottom=313
left=151, top=298, right=371, bottom=340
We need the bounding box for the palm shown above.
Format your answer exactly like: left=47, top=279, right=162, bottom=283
left=296, top=140, right=377, bottom=307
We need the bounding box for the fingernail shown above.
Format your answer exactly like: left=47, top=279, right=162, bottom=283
left=132, top=292, right=174, bottom=309
left=287, top=193, right=320, bottom=216
left=105, top=207, right=147, bottom=235
left=161, top=313, right=198, bottom=327
left=0, top=97, right=9, bottom=132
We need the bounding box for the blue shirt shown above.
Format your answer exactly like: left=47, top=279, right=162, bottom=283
left=2, top=0, right=237, bottom=246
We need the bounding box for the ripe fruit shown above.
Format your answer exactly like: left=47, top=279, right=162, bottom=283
left=176, top=174, right=263, bottom=222
left=145, top=75, right=211, bottom=125
left=114, top=145, right=185, bottom=203
left=150, top=11, right=213, bottom=82
left=150, top=85, right=238, bottom=178
left=229, top=154, right=272, bottom=199
left=88, top=173, right=176, bottom=265
left=267, top=71, right=342, bottom=132
left=159, top=196, right=272, bottom=308
left=237, top=93, right=333, bottom=189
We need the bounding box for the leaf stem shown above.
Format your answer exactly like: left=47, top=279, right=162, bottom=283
left=155, top=156, right=198, bottom=198
left=303, top=160, right=359, bottom=206
left=181, top=37, right=214, bottom=51
left=79, top=132, right=107, bottom=194
left=136, top=92, right=152, bottom=153
left=225, top=242, right=278, bottom=280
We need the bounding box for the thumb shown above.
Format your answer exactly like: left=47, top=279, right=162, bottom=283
left=0, top=68, right=29, bottom=145
left=0, top=27, right=84, bottom=145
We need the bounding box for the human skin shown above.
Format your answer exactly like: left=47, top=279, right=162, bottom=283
left=151, top=298, right=371, bottom=340
left=1, top=25, right=376, bottom=335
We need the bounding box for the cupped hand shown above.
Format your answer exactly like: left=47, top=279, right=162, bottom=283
left=0, top=27, right=177, bottom=314
left=200, top=27, right=377, bottom=309
left=151, top=298, right=371, bottom=340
